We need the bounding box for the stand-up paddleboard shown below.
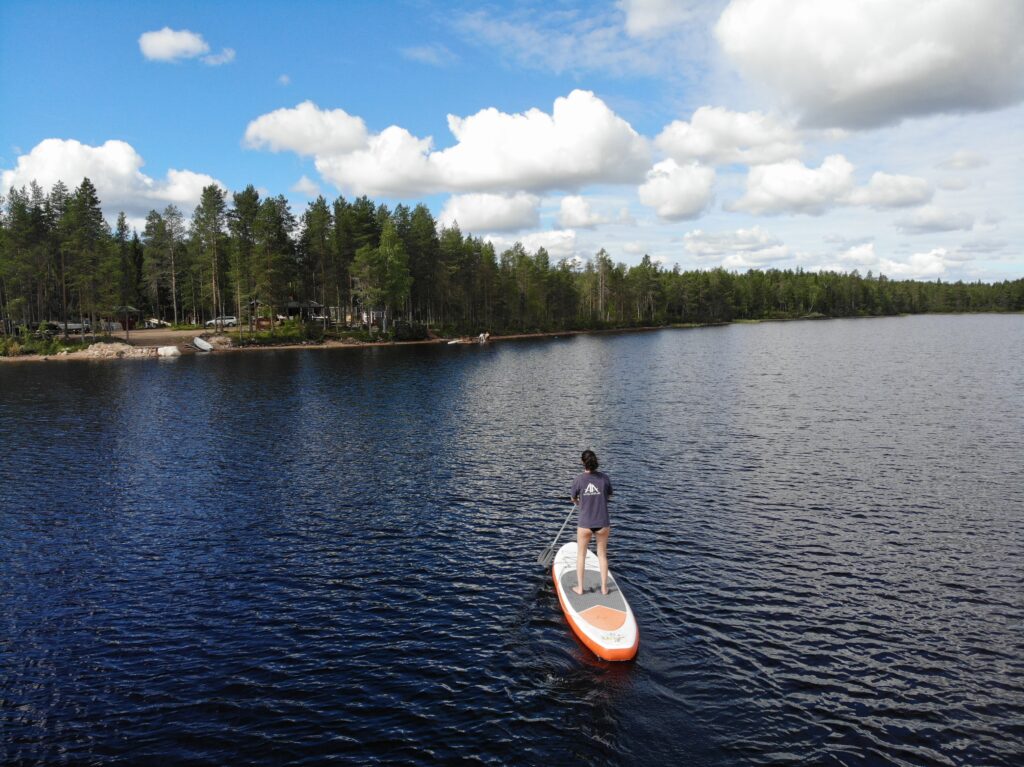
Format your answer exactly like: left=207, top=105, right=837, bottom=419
left=552, top=542, right=639, bottom=661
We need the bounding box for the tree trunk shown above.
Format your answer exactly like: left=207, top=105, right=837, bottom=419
left=170, top=246, right=179, bottom=326
left=211, top=251, right=219, bottom=329
left=61, top=251, right=68, bottom=339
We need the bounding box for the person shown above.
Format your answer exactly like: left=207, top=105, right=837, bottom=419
left=570, top=449, right=613, bottom=595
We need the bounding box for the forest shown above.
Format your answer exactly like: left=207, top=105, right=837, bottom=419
left=2, top=178, right=1022, bottom=339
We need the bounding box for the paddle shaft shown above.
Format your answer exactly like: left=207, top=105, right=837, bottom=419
left=539, top=502, right=577, bottom=565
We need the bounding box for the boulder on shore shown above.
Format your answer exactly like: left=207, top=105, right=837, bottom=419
left=206, top=334, right=233, bottom=349
left=157, top=345, right=181, bottom=357
left=86, top=342, right=156, bottom=359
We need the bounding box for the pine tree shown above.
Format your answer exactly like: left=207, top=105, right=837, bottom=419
left=114, top=212, right=133, bottom=307
left=252, top=195, right=295, bottom=332
left=142, top=210, right=169, bottom=320
left=191, top=184, right=227, bottom=325
left=352, top=219, right=411, bottom=333
left=63, top=178, right=110, bottom=336
left=229, top=185, right=260, bottom=330
left=299, top=196, right=333, bottom=319
left=405, top=204, right=440, bottom=324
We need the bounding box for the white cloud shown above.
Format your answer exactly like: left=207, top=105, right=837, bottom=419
left=683, top=225, right=783, bottom=257
left=617, top=207, right=637, bottom=225
left=257, top=90, right=650, bottom=197
left=683, top=226, right=790, bottom=269
left=291, top=175, right=320, bottom=196
left=557, top=195, right=605, bottom=228
left=278, top=74, right=291, bottom=86
left=139, top=27, right=209, bottom=61
left=484, top=229, right=578, bottom=261
left=201, top=48, right=235, bottom=66
left=244, top=101, right=368, bottom=157
left=623, top=241, right=645, bottom=254
left=956, top=237, right=1006, bottom=255
left=401, top=44, right=458, bottom=67
left=137, top=28, right=234, bottom=66
left=837, top=242, right=880, bottom=267
left=456, top=8, right=664, bottom=77
left=824, top=233, right=873, bottom=248
left=880, top=248, right=956, bottom=279
left=315, top=126, right=435, bottom=198
left=618, top=0, right=696, bottom=37
left=722, top=250, right=791, bottom=270
left=815, top=243, right=960, bottom=278
left=0, top=138, right=222, bottom=218
left=656, top=107, right=800, bottom=165
left=729, top=155, right=854, bottom=215
left=937, top=150, right=989, bottom=171
left=433, top=90, right=649, bottom=191
left=439, top=192, right=540, bottom=232
left=638, top=159, right=715, bottom=220
left=845, top=172, right=933, bottom=209
left=715, top=0, right=1024, bottom=128
left=895, top=206, right=974, bottom=234
left=729, top=155, right=931, bottom=214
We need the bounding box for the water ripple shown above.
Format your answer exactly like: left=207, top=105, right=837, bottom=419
left=2, top=315, right=1022, bottom=765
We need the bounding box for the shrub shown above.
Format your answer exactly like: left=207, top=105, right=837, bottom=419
left=303, top=322, right=325, bottom=342
left=391, top=321, right=429, bottom=341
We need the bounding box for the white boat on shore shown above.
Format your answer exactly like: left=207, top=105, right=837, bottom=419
left=193, top=337, right=214, bottom=352
left=447, top=333, right=490, bottom=345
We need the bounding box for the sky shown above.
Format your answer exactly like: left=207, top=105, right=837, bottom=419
left=2, top=0, right=1022, bottom=282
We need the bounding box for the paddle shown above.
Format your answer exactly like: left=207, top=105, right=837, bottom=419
left=537, top=502, right=578, bottom=567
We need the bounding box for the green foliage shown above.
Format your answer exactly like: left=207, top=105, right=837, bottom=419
left=352, top=219, right=412, bottom=329
left=391, top=321, right=429, bottom=341
left=234, top=319, right=325, bottom=346
left=0, top=333, right=88, bottom=357
left=2, top=177, right=1022, bottom=342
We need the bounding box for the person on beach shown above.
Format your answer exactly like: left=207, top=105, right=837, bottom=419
left=570, top=449, right=612, bottom=595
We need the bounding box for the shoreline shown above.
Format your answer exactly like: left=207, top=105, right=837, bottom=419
left=2, top=312, right=1019, bottom=364
left=0, top=324, right=690, bottom=364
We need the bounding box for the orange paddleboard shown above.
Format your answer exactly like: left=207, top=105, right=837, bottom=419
left=552, top=542, right=639, bottom=661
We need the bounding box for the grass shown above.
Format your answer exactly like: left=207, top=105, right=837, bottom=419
left=1, top=334, right=93, bottom=357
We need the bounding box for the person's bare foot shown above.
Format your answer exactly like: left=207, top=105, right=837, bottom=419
left=572, top=585, right=584, bottom=595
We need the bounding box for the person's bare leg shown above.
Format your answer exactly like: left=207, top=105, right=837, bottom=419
left=596, top=527, right=610, bottom=594
left=573, top=528, right=592, bottom=595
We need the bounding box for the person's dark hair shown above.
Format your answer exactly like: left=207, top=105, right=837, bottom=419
left=581, top=450, right=599, bottom=472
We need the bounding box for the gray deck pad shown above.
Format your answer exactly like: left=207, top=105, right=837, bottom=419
left=560, top=569, right=626, bottom=613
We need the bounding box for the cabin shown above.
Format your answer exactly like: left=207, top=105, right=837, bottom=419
left=283, top=300, right=326, bottom=322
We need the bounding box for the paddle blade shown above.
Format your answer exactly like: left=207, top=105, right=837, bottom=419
left=537, top=545, right=555, bottom=567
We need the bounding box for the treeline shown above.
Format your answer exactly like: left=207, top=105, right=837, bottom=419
left=1, top=178, right=1021, bottom=336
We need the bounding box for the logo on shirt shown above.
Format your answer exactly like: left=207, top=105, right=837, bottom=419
left=583, top=482, right=601, bottom=496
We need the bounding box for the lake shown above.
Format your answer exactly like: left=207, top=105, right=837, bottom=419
left=1, top=314, right=1022, bottom=765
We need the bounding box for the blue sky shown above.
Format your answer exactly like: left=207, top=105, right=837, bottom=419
left=2, top=0, right=1022, bottom=281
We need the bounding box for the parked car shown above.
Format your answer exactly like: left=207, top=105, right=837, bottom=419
left=37, top=320, right=89, bottom=334
left=32, top=321, right=61, bottom=337
left=205, top=316, right=237, bottom=328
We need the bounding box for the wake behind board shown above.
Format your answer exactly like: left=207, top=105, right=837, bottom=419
left=552, top=542, right=639, bottom=661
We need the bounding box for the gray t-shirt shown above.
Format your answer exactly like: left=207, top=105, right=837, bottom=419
left=571, top=471, right=612, bottom=529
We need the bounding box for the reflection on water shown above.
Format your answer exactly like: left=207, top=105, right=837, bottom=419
left=1, top=315, right=1022, bottom=765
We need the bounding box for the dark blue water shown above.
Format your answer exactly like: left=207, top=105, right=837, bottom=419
left=2, top=315, right=1022, bottom=766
